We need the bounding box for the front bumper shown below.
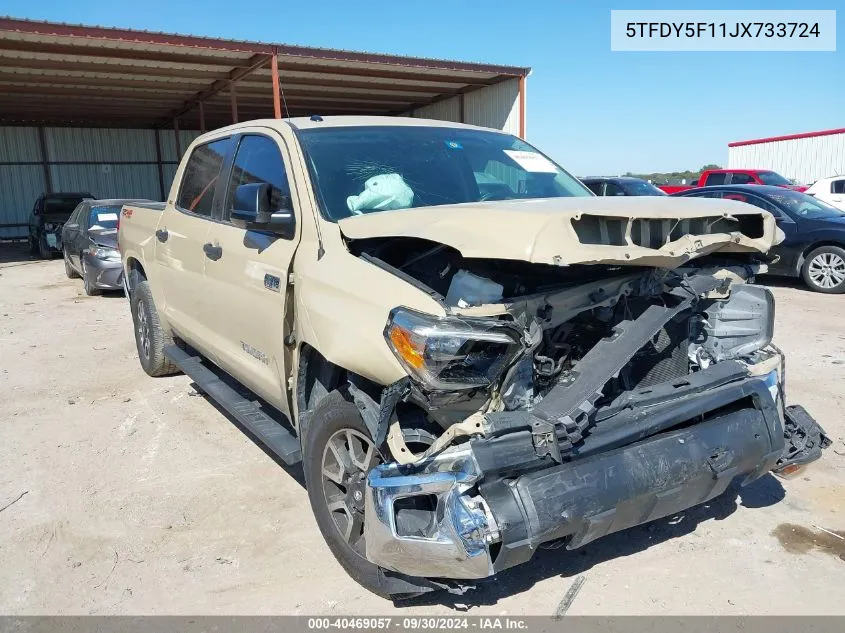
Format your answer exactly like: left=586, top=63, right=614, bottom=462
left=363, top=374, right=820, bottom=581
left=82, top=254, right=124, bottom=290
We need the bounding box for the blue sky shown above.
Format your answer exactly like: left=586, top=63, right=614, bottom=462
left=3, top=0, right=842, bottom=175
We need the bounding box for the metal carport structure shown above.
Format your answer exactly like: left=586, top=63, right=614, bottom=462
left=0, top=17, right=530, bottom=238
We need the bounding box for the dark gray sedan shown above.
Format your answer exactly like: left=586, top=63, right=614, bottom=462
left=61, top=199, right=149, bottom=295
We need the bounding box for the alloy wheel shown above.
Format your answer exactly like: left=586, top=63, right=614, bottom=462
left=321, top=428, right=379, bottom=556
left=136, top=300, right=151, bottom=360
left=808, top=252, right=845, bottom=289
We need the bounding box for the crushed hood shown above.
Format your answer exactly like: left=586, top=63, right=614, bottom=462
left=338, top=196, right=779, bottom=268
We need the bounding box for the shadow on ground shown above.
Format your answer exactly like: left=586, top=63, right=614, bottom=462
left=0, top=241, right=39, bottom=266
left=402, top=474, right=785, bottom=609
left=756, top=275, right=809, bottom=292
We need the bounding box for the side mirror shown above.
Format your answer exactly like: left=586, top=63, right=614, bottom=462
left=231, top=183, right=295, bottom=238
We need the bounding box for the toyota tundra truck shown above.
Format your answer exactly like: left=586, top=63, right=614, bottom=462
left=118, top=116, right=829, bottom=598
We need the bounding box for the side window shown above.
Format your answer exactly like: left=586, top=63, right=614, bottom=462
left=604, top=182, right=626, bottom=196
left=224, top=135, right=292, bottom=222
left=68, top=204, right=84, bottom=226
left=177, top=137, right=232, bottom=217
left=832, top=179, right=845, bottom=194
left=704, top=172, right=727, bottom=186
left=585, top=182, right=603, bottom=195
left=740, top=195, right=782, bottom=216
left=77, top=205, right=90, bottom=230
left=730, top=173, right=755, bottom=184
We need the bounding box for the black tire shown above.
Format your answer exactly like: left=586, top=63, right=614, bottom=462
left=129, top=279, right=179, bottom=377
left=303, top=390, right=396, bottom=599
left=38, top=236, right=53, bottom=260
left=63, top=250, right=79, bottom=279
left=81, top=259, right=101, bottom=296
left=801, top=245, right=845, bottom=294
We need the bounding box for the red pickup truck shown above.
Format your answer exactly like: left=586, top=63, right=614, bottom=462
left=658, top=169, right=807, bottom=194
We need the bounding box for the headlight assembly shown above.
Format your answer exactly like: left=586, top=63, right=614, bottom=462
left=89, top=246, right=120, bottom=261
left=384, top=307, right=523, bottom=391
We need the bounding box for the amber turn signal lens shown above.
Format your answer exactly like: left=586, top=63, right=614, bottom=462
left=388, top=326, right=424, bottom=369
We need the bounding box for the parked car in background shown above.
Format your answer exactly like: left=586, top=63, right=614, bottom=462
left=28, top=192, right=94, bottom=259
left=805, top=175, right=845, bottom=211
left=673, top=185, right=845, bottom=293
left=62, top=199, right=150, bottom=295
left=581, top=176, right=666, bottom=197
left=658, top=169, right=806, bottom=194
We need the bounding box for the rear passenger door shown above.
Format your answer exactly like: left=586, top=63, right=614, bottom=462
left=62, top=203, right=86, bottom=268
left=155, top=136, right=233, bottom=348
left=202, top=130, right=302, bottom=414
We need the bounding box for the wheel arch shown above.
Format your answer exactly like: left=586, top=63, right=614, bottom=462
left=296, top=343, right=348, bottom=439
left=124, top=257, right=147, bottom=292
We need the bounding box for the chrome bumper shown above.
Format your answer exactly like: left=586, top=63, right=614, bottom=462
left=363, top=447, right=499, bottom=580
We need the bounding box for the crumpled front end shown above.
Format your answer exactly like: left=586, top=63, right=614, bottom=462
left=357, top=265, right=829, bottom=582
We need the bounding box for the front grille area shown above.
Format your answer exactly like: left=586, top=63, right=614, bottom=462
left=572, top=214, right=765, bottom=248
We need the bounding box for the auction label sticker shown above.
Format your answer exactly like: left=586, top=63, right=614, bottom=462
left=611, top=10, right=836, bottom=51
left=97, top=212, right=119, bottom=222
left=504, top=150, right=558, bottom=173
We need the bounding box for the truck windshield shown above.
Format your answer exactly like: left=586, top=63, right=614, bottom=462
left=297, top=125, right=591, bottom=221
left=758, top=171, right=791, bottom=186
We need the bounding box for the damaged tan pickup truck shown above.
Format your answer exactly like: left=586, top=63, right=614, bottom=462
left=118, top=117, right=829, bottom=598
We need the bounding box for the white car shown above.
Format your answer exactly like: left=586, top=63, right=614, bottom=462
left=806, top=175, right=845, bottom=210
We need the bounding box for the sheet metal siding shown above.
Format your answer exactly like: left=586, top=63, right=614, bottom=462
left=0, top=127, right=41, bottom=162
left=728, top=132, right=845, bottom=184
left=409, top=79, right=521, bottom=134
left=0, top=126, right=200, bottom=237
left=412, top=96, right=461, bottom=123
left=46, top=128, right=158, bottom=162
left=50, top=164, right=161, bottom=200
left=463, top=78, right=520, bottom=135
left=0, top=164, right=43, bottom=238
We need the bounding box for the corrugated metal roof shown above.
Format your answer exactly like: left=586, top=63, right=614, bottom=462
left=0, top=16, right=530, bottom=130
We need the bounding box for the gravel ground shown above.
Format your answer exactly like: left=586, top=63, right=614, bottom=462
left=1, top=245, right=843, bottom=615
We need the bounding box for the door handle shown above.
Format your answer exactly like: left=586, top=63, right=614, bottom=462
left=155, top=228, right=169, bottom=243
left=203, top=242, right=223, bottom=261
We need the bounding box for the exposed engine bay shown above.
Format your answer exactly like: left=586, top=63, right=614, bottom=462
left=344, top=234, right=830, bottom=589
left=349, top=235, right=782, bottom=458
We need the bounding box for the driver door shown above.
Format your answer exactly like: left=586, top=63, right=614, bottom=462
left=202, top=129, right=302, bottom=414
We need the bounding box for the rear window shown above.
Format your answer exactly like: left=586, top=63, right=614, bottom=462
left=88, top=205, right=121, bottom=230
left=177, top=138, right=232, bottom=217
left=43, top=198, right=83, bottom=214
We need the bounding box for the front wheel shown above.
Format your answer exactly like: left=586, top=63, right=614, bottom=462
left=802, top=245, right=845, bottom=293
left=63, top=250, right=79, bottom=279
left=81, top=259, right=100, bottom=296
left=304, top=391, right=394, bottom=598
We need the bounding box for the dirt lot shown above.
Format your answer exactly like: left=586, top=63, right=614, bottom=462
left=1, top=244, right=844, bottom=615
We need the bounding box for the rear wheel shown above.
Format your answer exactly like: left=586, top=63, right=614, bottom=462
left=129, top=280, right=179, bottom=377
left=38, top=236, right=53, bottom=260
left=802, top=246, right=845, bottom=293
